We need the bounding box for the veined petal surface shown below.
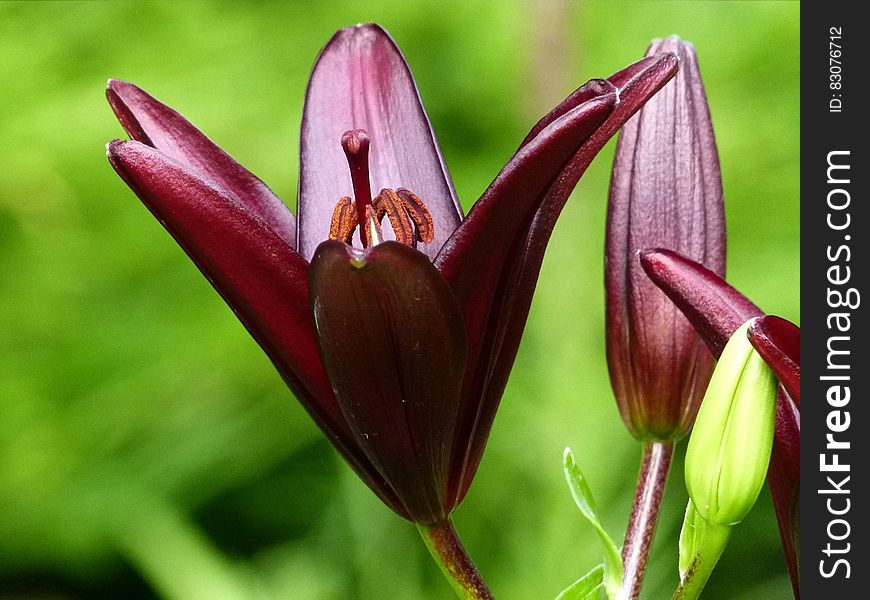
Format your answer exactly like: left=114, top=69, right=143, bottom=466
left=298, top=24, right=461, bottom=261
left=605, top=38, right=725, bottom=439
left=310, top=241, right=467, bottom=524
left=107, top=80, right=297, bottom=247
left=437, top=53, right=679, bottom=500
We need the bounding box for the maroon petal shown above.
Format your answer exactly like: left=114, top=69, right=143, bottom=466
left=310, top=241, right=467, bottom=524
left=298, top=24, right=461, bottom=261
left=748, top=315, right=801, bottom=407
left=517, top=79, right=616, bottom=148
left=106, top=80, right=297, bottom=248
left=437, top=53, right=678, bottom=502
left=769, top=386, right=800, bottom=598
left=638, top=248, right=762, bottom=354
left=107, top=140, right=404, bottom=516
left=516, top=54, right=671, bottom=149
left=639, top=248, right=799, bottom=595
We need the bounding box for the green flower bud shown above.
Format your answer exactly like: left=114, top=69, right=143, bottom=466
left=685, top=320, right=777, bottom=526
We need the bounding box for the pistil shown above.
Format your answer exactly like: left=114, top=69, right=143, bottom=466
left=341, top=129, right=374, bottom=246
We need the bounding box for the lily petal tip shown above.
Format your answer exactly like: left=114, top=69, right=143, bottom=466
left=332, top=22, right=390, bottom=44
left=106, top=78, right=132, bottom=99
left=106, top=138, right=123, bottom=156
left=657, top=50, right=680, bottom=69
left=649, top=35, right=693, bottom=56
left=651, top=34, right=693, bottom=46
left=349, top=21, right=380, bottom=31
left=637, top=247, right=668, bottom=270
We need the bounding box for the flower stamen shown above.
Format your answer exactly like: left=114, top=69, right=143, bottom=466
left=329, top=196, right=356, bottom=242
left=374, top=188, right=415, bottom=246
left=395, top=188, right=434, bottom=244
left=329, top=198, right=383, bottom=247
left=330, top=129, right=434, bottom=248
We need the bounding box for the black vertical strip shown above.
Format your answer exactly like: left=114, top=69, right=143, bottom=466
left=802, top=3, right=867, bottom=596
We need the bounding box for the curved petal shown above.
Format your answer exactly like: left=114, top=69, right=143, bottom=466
left=606, top=38, right=725, bottom=439
left=769, top=387, right=801, bottom=598
left=436, top=88, right=615, bottom=501
left=106, top=80, right=296, bottom=248
left=436, top=87, right=616, bottom=342
left=437, top=53, right=678, bottom=502
left=107, top=140, right=404, bottom=516
left=638, top=248, right=762, bottom=355
left=310, top=241, right=467, bottom=524
left=748, top=315, right=801, bottom=407
left=517, top=79, right=615, bottom=147
left=298, top=24, right=461, bottom=261
left=515, top=53, right=676, bottom=149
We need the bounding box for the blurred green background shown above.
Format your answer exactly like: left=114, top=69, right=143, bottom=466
left=0, top=1, right=798, bottom=598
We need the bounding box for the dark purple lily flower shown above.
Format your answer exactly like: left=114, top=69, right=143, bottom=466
left=605, top=37, right=725, bottom=442
left=639, top=248, right=800, bottom=598
left=106, top=24, right=677, bottom=531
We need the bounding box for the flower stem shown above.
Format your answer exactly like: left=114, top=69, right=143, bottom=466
left=672, top=521, right=731, bottom=600
left=417, top=518, right=495, bottom=600
left=617, top=441, right=674, bottom=600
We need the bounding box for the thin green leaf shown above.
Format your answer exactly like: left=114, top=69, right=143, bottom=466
left=563, top=448, right=624, bottom=599
left=555, top=564, right=605, bottom=600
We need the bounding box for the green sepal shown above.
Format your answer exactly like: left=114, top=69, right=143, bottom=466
left=678, top=500, right=704, bottom=579
left=673, top=499, right=733, bottom=600
left=563, top=448, right=623, bottom=599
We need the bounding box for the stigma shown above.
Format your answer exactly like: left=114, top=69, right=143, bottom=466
left=329, top=129, right=434, bottom=248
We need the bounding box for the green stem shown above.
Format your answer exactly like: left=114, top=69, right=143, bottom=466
left=418, top=518, right=495, bottom=600
left=672, top=520, right=731, bottom=600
